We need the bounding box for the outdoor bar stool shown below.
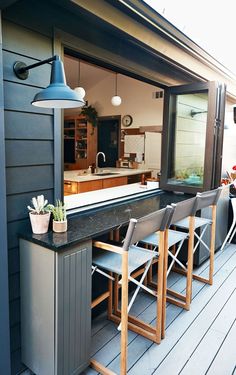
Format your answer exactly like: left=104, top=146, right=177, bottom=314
left=220, top=197, right=236, bottom=251
left=90, top=206, right=173, bottom=375
left=139, top=197, right=197, bottom=319
left=174, top=187, right=222, bottom=285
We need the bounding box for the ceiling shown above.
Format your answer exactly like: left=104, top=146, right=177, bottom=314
left=64, top=55, right=123, bottom=91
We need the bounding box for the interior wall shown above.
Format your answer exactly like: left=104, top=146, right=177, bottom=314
left=85, top=74, right=163, bottom=128
left=65, top=62, right=164, bottom=128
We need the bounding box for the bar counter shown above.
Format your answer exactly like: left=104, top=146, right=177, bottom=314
left=18, top=189, right=195, bottom=375
left=20, top=190, right=193, bottom=251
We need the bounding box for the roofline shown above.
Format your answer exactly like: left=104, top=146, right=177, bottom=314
left=114, top=0, right=236, bottom=82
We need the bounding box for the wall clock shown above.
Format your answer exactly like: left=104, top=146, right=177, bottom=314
left=122, top=114, right=133, bottom=127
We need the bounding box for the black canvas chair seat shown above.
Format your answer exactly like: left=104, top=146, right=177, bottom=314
left=93, top=245, right=158, bottom=275
left=175, top=216, right=212, bottom=230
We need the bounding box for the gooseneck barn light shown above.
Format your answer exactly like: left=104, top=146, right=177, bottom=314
left=13, top=55, right=85, bottom=108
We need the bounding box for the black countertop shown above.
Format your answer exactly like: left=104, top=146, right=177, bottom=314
left=20, top=190, right=193, bottom=251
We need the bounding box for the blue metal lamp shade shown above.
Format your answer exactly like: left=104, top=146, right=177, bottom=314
left=13, top=55, right=85, bottom=109
left=32, top=57, right=85, bottom=108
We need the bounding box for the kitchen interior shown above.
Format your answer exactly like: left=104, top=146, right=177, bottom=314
left=63, top=54, right=236, bottom=210
left=63, top=53, right=163, bottom=204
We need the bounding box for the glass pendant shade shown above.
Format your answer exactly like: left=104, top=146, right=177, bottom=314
left=111, top=73, right=121, bottom=106
left=111, top=95, right=122, bottom=106
left=73, top=60, right=86, bottom=101
left=74, top=86, right=86, bottom=99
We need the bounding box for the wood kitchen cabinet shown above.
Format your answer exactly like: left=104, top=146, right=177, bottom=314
left=127, top=172, right=151, bottom=184
left=102, top=176, right=127, bottom=188
left=64, top=115, right=97, bottom=169
left=64, top=176, right=128, bottom=195
left=78, top=180, right=103, bottom=193
left=64, top=172, right=152, bottom=195
left=64, top=180, right=78, bottom=195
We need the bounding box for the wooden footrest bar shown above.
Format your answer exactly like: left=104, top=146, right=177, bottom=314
left=110, top=313, right=160, bottom=343
left=192, top=274, right=212, bottom=285
left=90, top=359, right=117, bottom=375
left=167, top=288, right=186, bottom=301
left=166, top=296, right=190, bottom=310
left=91, top=291, right=110, bottom=308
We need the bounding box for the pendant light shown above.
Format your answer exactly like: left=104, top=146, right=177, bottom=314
left=74, top=60, right=86, bottom=100
left=111, top=73, right=122, bottom=106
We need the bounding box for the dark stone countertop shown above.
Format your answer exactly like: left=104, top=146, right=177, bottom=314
left=20, top=190, right=193, bottom=251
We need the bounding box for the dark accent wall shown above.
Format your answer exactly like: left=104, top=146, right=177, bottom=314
left=2, top=20, right=54, bottom=374
left=0, top=12, right=11, bottom=375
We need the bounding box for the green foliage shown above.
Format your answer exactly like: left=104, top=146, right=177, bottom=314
left=48, top=200, right=67, bottom=222
left=27, top=195, right=49, bottom=214
left=81, top=105, right=98, bottom=128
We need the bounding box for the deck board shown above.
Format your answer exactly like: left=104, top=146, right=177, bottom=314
left=85, top=245, right=236, bottom=375
left=179, top=288, right=236, bottom=375
left=206, top=315, right=236, bottom=375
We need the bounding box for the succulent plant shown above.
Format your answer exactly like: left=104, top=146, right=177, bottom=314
left=27, top=195, right=49, bottom=215
left=48, top=200, right=67, bottom=222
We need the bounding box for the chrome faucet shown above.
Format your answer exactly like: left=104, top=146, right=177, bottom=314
left=95, top=152, right=106, bottom=173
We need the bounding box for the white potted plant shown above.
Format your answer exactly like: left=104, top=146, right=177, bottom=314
left=27, top=195, right=51, bottom=234
left=48, top=200, right=67, bottom=233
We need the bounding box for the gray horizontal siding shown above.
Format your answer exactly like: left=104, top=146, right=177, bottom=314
left=10, top=325, right=21, bottom=353
left=4, top=81, right=53, bottom=114
left=3, top=50, right=51, bottom=87
left=8, top=247, right=19, bottom=276
left=9, top=299, right=20, bottom=327
left=5, top=140, right=54, bottom=167
left=7, top=219, right=31, bottom=251
left=2, top=20, right=52, bottom=59
left=7, top=189, right=54, bottom=222
left=2, top=17, right=59, bottom=375
left=4, top=111, right=53, bottom=140
left=6, top=165, right=54, bottom=195
left=9, top=273, right=20, bottom=302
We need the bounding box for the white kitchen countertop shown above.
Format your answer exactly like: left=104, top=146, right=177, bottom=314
left=65, top=182, right=160, bottom=212
left=64, top=167, right=152, bottom=183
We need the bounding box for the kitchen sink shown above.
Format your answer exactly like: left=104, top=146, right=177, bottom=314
left=94, top=172, right=120, bottom=176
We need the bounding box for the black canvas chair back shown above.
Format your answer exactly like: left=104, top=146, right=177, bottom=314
left=195, top=187, right=223, bottom=212
left=171, top=197, right=197, bottom=225
left=140, top=196, right=197, bottom=319
left=123, top=205, right=174, bottom=251
left=174, top=186, right=223, bottom=287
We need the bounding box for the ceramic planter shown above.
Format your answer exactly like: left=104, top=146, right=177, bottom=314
left=53, top=219, right=68, bottom=233
left=29, top=212, right=51, bottom=234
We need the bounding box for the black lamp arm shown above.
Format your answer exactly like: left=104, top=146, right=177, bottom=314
left=13, top=55, right=59, bottom=80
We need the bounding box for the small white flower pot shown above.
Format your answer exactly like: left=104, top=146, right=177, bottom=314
left=29, top=212, right=51, bottom=234
left=53, top=220, right=68, bottom=233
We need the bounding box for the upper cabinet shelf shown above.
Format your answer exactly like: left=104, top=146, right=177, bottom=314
left=64, top=115, right=97, bottom=170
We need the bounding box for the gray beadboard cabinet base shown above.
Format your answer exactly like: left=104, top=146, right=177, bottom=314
left=19, top=239, right=92, bottom=375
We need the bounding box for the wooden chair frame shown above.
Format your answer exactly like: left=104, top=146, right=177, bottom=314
left=90, top=206, right=173, bottom=375
left=173, top=204, right=217, bottom=286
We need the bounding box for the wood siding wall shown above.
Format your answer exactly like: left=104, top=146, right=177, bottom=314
left=0, top=12, right=11, bottom=375
left=2, top=20, right=54, bottom=374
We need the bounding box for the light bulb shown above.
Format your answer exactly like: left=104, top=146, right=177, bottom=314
left=74, top=86, right=86, bottom=99
left=111, top=95, right=122, bottom=106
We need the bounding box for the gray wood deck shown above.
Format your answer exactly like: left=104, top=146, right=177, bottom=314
left=84, top=244, right=236, bottom=375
